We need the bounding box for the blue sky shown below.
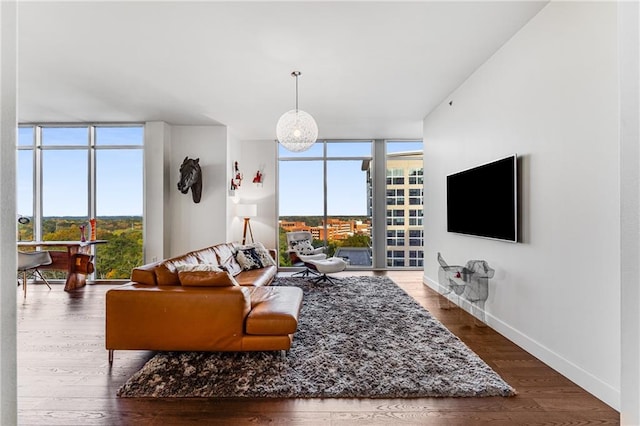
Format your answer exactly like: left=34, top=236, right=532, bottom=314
left=17, top=129, right=421, bottom=218
left=278, top=140, right=422, bottom=216
left=17, top=126, right=144, bottom=217
left=279, top=160, right=369, bottom=216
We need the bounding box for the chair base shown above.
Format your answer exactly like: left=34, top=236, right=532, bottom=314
left=19, top=269, right=52, bottom=298
left=34, top=269, right=52, bottom=289
left=310, top=273, right=339, bottom=285
left=292, top=267, right=320, bottom=277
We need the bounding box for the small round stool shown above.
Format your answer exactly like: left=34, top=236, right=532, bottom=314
left=303, top=257, right=347, bottom=284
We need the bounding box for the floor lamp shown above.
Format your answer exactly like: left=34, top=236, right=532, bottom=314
left=236, top=203, right=257, bottom=245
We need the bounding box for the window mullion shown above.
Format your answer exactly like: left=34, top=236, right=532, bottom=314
left=372, top=139, right=387, bottom=269
left=34, top=126, right=42, bottom=241
left=89, top=126, right=96, bottom=219
left=322, top=141, right=328, bottom=248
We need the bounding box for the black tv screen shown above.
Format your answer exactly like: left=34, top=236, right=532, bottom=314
left=447, top=155, right=518, bottom=242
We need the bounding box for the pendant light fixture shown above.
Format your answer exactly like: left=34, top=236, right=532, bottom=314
left=276, top=71, right=318, bottom=153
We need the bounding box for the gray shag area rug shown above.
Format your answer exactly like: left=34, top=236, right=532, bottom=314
left=117, top=276, right=515, bottom=398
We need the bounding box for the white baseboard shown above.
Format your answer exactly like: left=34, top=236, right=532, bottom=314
left=423, top=273, right=620, bottom=411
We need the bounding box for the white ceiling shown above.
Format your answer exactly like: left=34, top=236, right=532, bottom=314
left=17, top=1, right=547, bottom=140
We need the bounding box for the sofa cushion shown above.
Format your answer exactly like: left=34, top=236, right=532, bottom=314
left=178, top=270, right=240, bottom=287
left=176, top=263, right=221, bottom=272
left=175, top=262, right=240, bottom=287
left=154, top=253, right=200, bottom=286
left=246, top=287, right=303, bottom=335
left=191, top=247, right=219, bottom=265
left=235, top=265, right=277, bottom=287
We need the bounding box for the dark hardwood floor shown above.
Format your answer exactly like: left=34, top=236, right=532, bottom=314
left=17, top=271, right=619, bottom=425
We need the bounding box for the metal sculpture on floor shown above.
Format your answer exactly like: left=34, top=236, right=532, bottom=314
left=177, top=157, right=202, bottom=203
left=437, top=252, right=494, bottom=324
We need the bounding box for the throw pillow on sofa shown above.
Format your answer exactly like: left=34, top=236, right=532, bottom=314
left=238, top=242, right=276, bottom=267
left=213, top=244, right=244, bottom=276
left=154, top=253, right=201, bottom=286
left=236, top=247, right=264, bottom=270
left=176, top=263, right=239, bottom=287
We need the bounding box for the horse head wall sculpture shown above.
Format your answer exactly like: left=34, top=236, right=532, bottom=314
left=177, top=157, right=202, bottom=203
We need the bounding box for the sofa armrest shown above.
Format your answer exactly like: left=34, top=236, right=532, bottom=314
left=106, top=283, right=252, bottom=351
left=130, top=263, right=159, bottom=286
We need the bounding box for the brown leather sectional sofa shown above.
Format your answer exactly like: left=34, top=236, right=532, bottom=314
left=105, top=242, right=303, bottom=364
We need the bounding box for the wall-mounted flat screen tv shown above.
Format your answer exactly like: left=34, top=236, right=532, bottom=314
left=447, top=155, right=518, bottom=242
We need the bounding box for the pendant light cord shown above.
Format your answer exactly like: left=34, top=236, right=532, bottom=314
left=292, top=70, right=301, bottom=113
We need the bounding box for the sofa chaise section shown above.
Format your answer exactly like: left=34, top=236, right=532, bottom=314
left=105, top=242, right=303, bottom=364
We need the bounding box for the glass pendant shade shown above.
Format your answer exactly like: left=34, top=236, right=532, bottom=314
left=276, top=109, right=318, bottom=153
left=277, top=71, right=318, bottom=153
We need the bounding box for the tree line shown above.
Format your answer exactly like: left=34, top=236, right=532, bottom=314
left=18, top=216, right=143, bottom=280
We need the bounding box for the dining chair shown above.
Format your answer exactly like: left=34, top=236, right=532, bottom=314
left=17, top=250, right=53, bottom=298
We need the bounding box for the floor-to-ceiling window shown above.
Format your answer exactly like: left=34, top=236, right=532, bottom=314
left=278, top=139, right=423, bottom=270
left=278, top=141, right=372, bottom=268
left=17, top=124, right=144, bottom=280
left=385, top=141, right=424, bottom=268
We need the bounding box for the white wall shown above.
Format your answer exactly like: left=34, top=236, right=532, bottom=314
left=169, top=125, right=228, bottom=256
left=0, top=1, right=17, bottom=423
left=619, top=1, right=640, bottom=424
left=226, top=130, right=242, bottom=243
left=423, top=2, right=620, bottom=409
left=144, top=121, right=171, bottom=263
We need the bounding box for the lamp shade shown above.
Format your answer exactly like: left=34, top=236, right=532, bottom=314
left=276, top=109, right=318, bottom=153
left=236, top=203, right=257, bottom=218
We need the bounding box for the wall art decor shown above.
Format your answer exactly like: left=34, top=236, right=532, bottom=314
left=252, top=169, right=263, bottom=186
left=177, top=157, right=202, bottom=203
left=230, top=161, right=243, bottom=190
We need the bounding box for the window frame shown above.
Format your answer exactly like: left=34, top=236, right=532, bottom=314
left=17, top=123, right=144, bottom=280
left=278, top=140, right=374, bottom=268
left=279, top=139, right=424, bottom=271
